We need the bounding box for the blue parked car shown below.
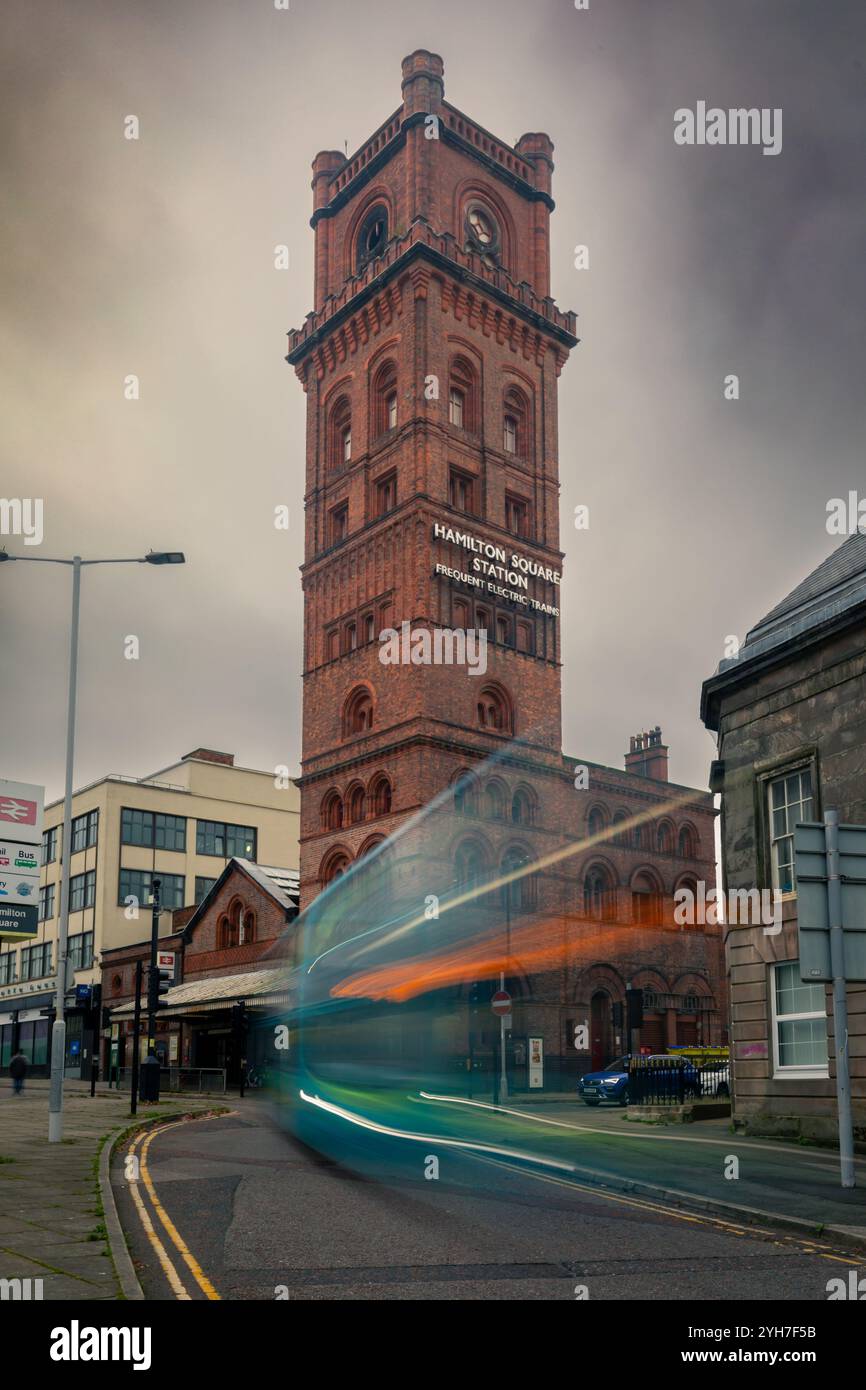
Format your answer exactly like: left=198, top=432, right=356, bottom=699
left=578, top=1055, right=631, bottom=1106
left=578, top=1054, right=701, bottom=1106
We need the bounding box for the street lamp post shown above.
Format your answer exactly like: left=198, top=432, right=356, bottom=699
left=0, top=549, right=185, bottom=1142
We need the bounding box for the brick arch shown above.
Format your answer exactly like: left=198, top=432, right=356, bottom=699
left=344, top=184, right=395, bottom=280
left=343, top=682, right=375, bottom=738
left=475, top=680, right=513, bottom=735
left=367, top=771, right=392, bottom=818
left=481, top=775, right=508, bottom=820
left=628, top=864, right=664, bottom=893
left=344, top=779, right=367, bottom=825
left=320, top=843, right=353, bottom=887
left=320, top=787, right=344, bottom=832
left=629, top=967, right=671, bottom=995
left=452, top=177, right=517, bottom=271
left=671, top=971, right=714, bottom=1000
left=570, top=962, right=627, bottom=1006
left=676, top=820, right=700, bottom=857
left=585, top=802, right=610, bottom=837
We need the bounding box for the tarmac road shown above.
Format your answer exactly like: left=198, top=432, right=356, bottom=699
left=110, top=1101, right=865, bottom=1301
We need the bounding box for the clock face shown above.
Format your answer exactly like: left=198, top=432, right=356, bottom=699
left=468, top=207, right=494, bottom=246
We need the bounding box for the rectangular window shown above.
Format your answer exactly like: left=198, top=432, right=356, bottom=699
left=0, top=950, right=18, bottom=984
left=194, top=876, right=217, bottom=905
left=21, top=942, right=52, bottom=981
left=505, top=494, right=530, bottom=540
left=375, top=472, right=397, bottom=518
left=449, top=388, right=464, bottom=428
left=71, top=809, right=98, bottom=853
left=69, top=870, right=96, bottom=913
left=39, top=883, right=55, bottom=922
left=118, top=868, right=186, bottom=911
left=68, top=931, right=94, bottom=972
left=41, top=826, right=58, bottom=865
left=387, top=392, right=397, bottom=430
left=342, top=426, right=352, bottom=463
left=196, top=820, right=257, bottom=861
left=327, top=628, right=339, bottom=660
left=503, top=415, right=517, bottom=454
left=329, top=503, right=349, bottom=546
left=516, top=620, right=534, bottom=654
left=449, top=468, right=474, bottom=515
left=772, top=961, right=828, bottom=1076
left=363, top=613, right=375, bottom=643
left=120, top=807, right=187, bottom=852
left=768, top=769, right=814, bottom=892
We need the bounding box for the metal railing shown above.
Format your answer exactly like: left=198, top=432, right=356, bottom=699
left=628, top=1057, right=730, bottom=1106
left=112, top=1066, right=227, bottom=1094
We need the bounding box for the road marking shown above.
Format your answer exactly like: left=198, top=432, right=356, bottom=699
left=138, top=1122, right=221, bottom=1301
left=469, top=1152, right=862, bottom=1265
left=125, top=1137, right=190, bottom=1300
left=416, top=1091, right=866, bottom=1165
left=124, top=1119, right=221, bottom=1301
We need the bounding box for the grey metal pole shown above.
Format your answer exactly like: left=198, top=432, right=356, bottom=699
left=824, top=809, right=855, bottom=1189
left=48, top=555, right=82, bottom=1143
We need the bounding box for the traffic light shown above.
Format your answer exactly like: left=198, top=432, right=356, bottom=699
left=148, top=961, right=172, bottom=1014
left=626, top=987, right=644, bottom=1031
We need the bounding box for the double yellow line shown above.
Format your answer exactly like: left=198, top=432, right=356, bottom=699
left=125, top=1118, right=221, bottom=1300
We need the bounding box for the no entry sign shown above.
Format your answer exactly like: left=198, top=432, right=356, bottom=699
left=491, top=990, right=512, bottom=1017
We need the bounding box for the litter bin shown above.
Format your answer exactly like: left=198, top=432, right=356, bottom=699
left=139, top=1052, right=161, bottom=1102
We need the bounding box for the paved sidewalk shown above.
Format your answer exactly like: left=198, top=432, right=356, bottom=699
left=0, top=1079, right=222, bottom=1300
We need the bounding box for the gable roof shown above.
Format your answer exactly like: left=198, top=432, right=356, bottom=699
left=180, top=858, right=299, bottom=942
left=701, top=530, right=866, bottom=729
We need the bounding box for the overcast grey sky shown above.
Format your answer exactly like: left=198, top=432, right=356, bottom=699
left=1, top=0, right=864, bottom=801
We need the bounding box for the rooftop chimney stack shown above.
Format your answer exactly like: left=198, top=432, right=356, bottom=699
left=624, top=726, right=669, bottom=781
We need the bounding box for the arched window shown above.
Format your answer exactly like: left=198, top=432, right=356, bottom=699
left=584, top=866, right=615, bottom=921
left=496, top=615, right=512, bottom=646
left=587, top=806, right=607, bottom=840
left=678, top=825, right=697, bottom=858
left=502, top=846, right=535, bottom=913
left=356, top=204, right=388, bottom=272
left=217, top=914, right=238, bottom=949
left=321, top=790, right=343, bottom=832
left=632, top=824, right=643, bottom=850
left=454, top=772, right=480, bottom=818
left=369, top=775, right=392, bottom=818
left=344, top=686, right=373, bottom=737
left=455, top=839, right=486, bottom=891
left=483, top=781, right=506, bottom=820
left=503, top=386, right=530, bottom=457
left=448, top=357, right=477, bottom=432
left=346, top=783, right=366, bottom=825
left=373, top=361, right=398, bottom=437
left=329, top=396, right=351, bottom=469
left=511, top=786, right=536, bottom=826
left=612, top=811, right=629, bottom=846
left=321, top=849, right=351, bottom=886
left=476, top=684, right=511, bottom=734
left=632, top=872, right=663, bottom=925
left=657, top=821, right=673, bottom=855
left=239, top=910, right=256, bottom=946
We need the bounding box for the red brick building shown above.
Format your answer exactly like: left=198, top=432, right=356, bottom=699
left=286, top=52, right=722, bottom=1080
left=103, top=859, right=299, bottom=1081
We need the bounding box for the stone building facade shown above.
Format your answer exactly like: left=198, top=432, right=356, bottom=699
left=702, top=531, right=866, bottom=1141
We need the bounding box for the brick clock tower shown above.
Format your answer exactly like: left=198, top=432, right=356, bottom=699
left=288, top=51, right=578, bottom=908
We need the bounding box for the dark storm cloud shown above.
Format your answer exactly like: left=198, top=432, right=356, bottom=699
left=1, top=0, right=864, bottom=799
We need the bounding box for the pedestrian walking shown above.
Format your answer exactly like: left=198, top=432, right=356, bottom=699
left=9, top=1049, right=28, bottom=1096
